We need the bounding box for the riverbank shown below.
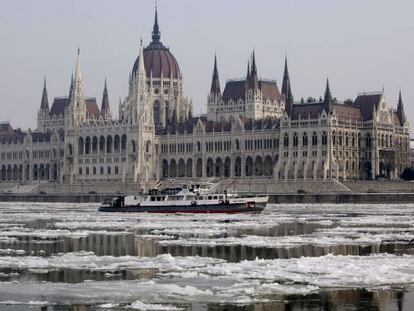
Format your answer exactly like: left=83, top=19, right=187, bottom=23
left=1, top=192, right=413, bottom=204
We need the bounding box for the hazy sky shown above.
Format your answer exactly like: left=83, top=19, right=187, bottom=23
left=1, top=0, right=413, bottom=132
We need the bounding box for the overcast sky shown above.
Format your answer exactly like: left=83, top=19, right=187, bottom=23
left=1, top=0, right=413, bottom=132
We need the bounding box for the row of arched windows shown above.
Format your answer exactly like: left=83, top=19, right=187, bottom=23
left=161, top=155, right=276, bottom=179
left=0, top=163, right=59, bottom=181
left=284, top=132, right=327, bottom=148
left=78, top=135, right=136, bottom=155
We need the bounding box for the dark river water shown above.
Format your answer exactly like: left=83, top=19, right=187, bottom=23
left=0, top=203, right=413, bottom=310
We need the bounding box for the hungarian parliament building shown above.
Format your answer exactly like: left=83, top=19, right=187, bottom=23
left=0, top=9, right=411, bottom=191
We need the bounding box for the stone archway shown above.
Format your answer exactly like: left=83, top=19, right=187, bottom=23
left=178, top=159, right=185, bottom=177
left=206, top=158, right=214, bottom=177
left=224, top=157, right=231, bottom=178
left=245, top=156, right=253, bottom=177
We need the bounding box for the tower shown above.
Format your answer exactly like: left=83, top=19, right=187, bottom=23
left=37, top=78, right=50, bottom=132
left=66, top=49, right=86, bottom=127
left=397, top=90, right=406, bottom=126
left=281, top=57, right=293, bottom=116
left=245, top=50, right=263, bottom=119
left=207, top=54, right=222, bottom=121
left=323, top=78, right=333, bottom=114
left=101, top=78, right=111, bottom=119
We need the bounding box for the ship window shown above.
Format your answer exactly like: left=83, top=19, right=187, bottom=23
left=208, top=196, right=212, bottom=200
left=151, top=197, right=155, bottom=201
left=213, top=196, right=218, bottom=200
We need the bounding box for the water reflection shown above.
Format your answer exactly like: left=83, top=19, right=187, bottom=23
left=0, top=288, right=408, bottom=310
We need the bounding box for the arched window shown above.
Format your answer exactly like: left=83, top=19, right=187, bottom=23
left=312, top=132, right=318, bottom=146
left=131, top=140, right=136, bottom=153
left=99, top=136, right=105, bottom=153
left=322, top=132, right=327, bottom=145
left=146, top=141, right=151, bottom=153
left=92, top=136, right=98, bottom=154
left=283, top=133, right=289, bottom=147
left=365, top=134, right=371, bottom=148
left=121, top=134, right=127, bottom=150
left=153, top=101, right=160, bottom=125
left=114, top=135, right=120, bottom=153
left=197, top=141, right=201, bottom=152
left=302, top=132, right=308, bottom=146
left=106, top=136, right=113, bottom=153
left=85, top=137, right=91, bottom=154
left=293, top=133, right=298, bottom=147
left=78, top=137, right=84, bottom=155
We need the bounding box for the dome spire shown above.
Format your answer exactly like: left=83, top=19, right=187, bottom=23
left=152, top=2, right=161, bottom=42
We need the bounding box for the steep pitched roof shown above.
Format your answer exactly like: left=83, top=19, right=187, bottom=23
left=353, top=94, right=382, bottom=121
left=49, top=97, right=100, bottom=118
left=222, top=79, right=282, bottom=102
left=85, top=98, right=100, bottom=118
left=291, top=103, right=325, bottom=120
left=333, top=103, right=361, bottom=120
left=49, top=97, right=68, bottom=116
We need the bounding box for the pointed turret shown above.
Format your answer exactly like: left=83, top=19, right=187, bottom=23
left=68, top=73, right=74, bottom=103
left=137, top=42, right=146, bottom=78
left=397, top=90, right=406, bottom=125
left=101, top=78, right=111, bottom=118
left=246, top=60, right=251, bottom=80
left=40, top=78, right=49, bottom=111
left=323, top=78, right=333, bottom=113
left=281, top=57, right=293, bottom=116
left=68, top=48, right=86, bottom=124
left=74, top=48, right=82, bottom=85
left=152, top=4, right=161, bottom=42
left=249, top=51, right=258, bottom=90
left=210, top=54, right=221, bottom=95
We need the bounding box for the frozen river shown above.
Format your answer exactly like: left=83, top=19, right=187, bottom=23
left=0, top=202, right=414, bottom=310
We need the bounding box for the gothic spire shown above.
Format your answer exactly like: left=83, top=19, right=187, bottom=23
left=74, top=48, right=82, bottom=84
left=323, top=78, right=333, bottom=113
left=68, top=73, right=74, bottom=102
left=101, top=78, right=111, bottom=117
left=137, top=40, right=146, bottom=77
left=246, top=60, right=251, bottom=80
left=152, top=3, right=161, bottom=42
left=40, top=77, right=49, bottom=111
left=281, top=56, right=293, bottom=115
left=397, top=90, right=406, bottom=125
left=251, top=50, right=257, bottom=76
left=249, top=50, right=258, bottom=89
left=210, top=54, right=221, bottom=95
left=324, top=78, right=332, bottom=103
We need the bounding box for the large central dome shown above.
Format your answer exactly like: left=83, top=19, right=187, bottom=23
left=132, top=9, right=180, bottom=79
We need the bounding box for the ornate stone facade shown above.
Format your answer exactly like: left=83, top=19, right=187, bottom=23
left=0, top=8, right=410, bottom=192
